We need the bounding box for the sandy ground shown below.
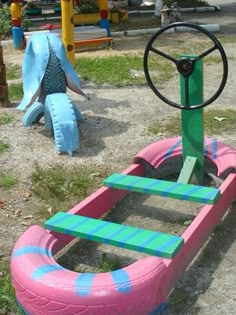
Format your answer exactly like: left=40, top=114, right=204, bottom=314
left=1, top=4, right=236, bottom=314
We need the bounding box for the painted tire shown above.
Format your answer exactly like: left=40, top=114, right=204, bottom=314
left=11, top=225, right=168, bottom=315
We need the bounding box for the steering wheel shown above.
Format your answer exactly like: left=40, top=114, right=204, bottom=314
left=143, top=22, right=228, bottom=110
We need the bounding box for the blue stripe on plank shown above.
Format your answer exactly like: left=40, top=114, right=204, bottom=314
left=164, top=138, right=182, bottom=159
left=201, top=188, right=219, bottom=203
left=63, top=216, right=90, bottom=235
left=125, top=176, right=144, bottom=190
left=138, top=231, right=162, bottom=249
left=103, top=225, right=127, bottom=244
left=32, top=264, right=65, bottom=281
left=46, top=212, right=69, bottom=226
left=12, top=246, right=52, bottom=258
left=86, top=221, right=108, bottom=240
left=143, top=179, right=163, bottom=193
left=75, top=273, right=96, bottom=297
left=118, top=228, right=142, bottom=247
left=111, top=269, right=131, bottom=293
left=154, top=235, right=182, bottom=256
left=160, top=182, right=181, bottom=197
left=107, top=173, right=126, bottom=186
left=180, top=185, right=203, bottom=201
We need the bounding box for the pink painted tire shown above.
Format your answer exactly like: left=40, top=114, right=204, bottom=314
left=11, top=225, right=168, bottom=315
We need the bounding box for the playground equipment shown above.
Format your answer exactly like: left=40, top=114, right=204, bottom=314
left=17, top=32, right=88, bottom=155
left=11, top=22, right=236, bottom=314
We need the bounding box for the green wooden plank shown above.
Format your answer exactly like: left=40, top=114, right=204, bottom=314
left=178, top=156, right=197, bottom=184
left=103, top=173, right=221, bottom=204
left=45, top=212, right=184, bottom=259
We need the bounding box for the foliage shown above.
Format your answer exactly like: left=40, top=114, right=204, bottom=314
left=8, top=83, right=23, bottom=100
left=6, top=63, right=22, bottom=80
left=31, top=162, right=110, bottom=211
left=75, top=55, right=173, bottom=86
left=0, top=6, right=31, bottom=37
left=0, top=173, right=17, bottom=187
left=0, top=140, right=10, bottom=153
left=25, top=1, right=41, bottom=9
left=74, top=0, right=99, bottom=14
left=99, top=253, right=122, bottom=272
left=0, top=6, right=12, bottom=37
left=0, top=262, right=21, bottom=315
left=148, top=109, right=236, bottom=136
left=0, top=113, right=13, bottom=125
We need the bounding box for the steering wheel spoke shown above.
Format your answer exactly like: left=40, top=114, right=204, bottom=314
left=150, top=46, right=177, bottom=64
left=144, top=22, right=228, bottom=110
left=198, top=44, right=217, bottom=59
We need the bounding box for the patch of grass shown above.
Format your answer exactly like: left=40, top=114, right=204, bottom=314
left=31, top=162, right=110, bottom=213
left=6, top=63, right=22, bottom=81
left=0, top=140, right=9, bottom=153
left=99, top=253, right=122, bottom=272
left=75, top=55, right=174, bottom=86
left=0, top=113, right=13, bottom=125
left=0, top=173, right=17, bottom=188
left=218, top=35, right=236, bottom=44
left=8, top=83, right=23, bottom=101
left=148, top=109, right=236, bottom=136
left=0, top=261, right=21, bottom=315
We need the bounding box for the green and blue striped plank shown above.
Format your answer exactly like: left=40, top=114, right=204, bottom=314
left=103, top=173, right=221, bottom=204
left=45, top=212, right=184, bottom=259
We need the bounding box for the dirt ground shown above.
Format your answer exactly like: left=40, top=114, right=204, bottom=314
left=1, top=3, right=236, bottom=314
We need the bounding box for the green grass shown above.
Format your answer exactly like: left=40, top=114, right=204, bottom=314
left=0, top=261, right=21, bottom=315
left=8, top=83, right=23, bottom=101
left=6, top=63, right=22, bottom=81
left=31, top=162, right=110, bottom=214
left=148, top=109, right=236, bottom=136
left=0, top=173, right=17, bottom=188
left=0, top=140, right=9, bottom=153
left=75, top=55, right=174, bottom=86
left=0, top=113, right=13, bottom=125
left=99, top=253, right=122, bottom=272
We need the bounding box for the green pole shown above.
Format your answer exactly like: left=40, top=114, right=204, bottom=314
left=180, top=55, right=204, bottom=185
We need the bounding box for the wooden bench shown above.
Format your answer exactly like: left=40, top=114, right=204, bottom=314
left=45, top=212, right=184, bottom=259
left=74, top=37, right=112, bottom=48
left=103, top=173, right=221, bottom=204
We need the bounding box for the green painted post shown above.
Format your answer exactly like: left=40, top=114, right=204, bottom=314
left=180, top=55, right=204, bottom=185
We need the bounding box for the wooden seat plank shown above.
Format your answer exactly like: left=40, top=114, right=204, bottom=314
left=103, top=173, right=221, bottom=204
left=45, top=212, right=184, bottom=259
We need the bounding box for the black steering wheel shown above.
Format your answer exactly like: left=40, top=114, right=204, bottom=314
left=143, top=22, right=228, bottom=110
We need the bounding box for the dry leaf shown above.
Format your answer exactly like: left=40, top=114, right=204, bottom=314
left=23, top=215, right=33, bottom=220
left=0, top=200, right=5, bottom=209
left=21, top=221, right=29, bottom=226
left=47, top=207, right=53, bottom=214
left=14, top=209, right=22, bottom=216
left=214, top=116, right=226, bottom=122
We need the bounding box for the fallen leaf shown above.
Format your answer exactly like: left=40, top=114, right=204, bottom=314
left=47, top=207, right=53, bottom=214
left=21, top=221, right=29, bottom=226
left=0, top=200, right=5, bottom=209
left=23, top=215, right=33, bottom=220
left=25, top=192, right=32, bottom=198
left=214, top=116, right=226, bottom=122
left=14, top=209, right=22, bottom=216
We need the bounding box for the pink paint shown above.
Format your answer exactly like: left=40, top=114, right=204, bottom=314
left=134, top=137, right=236, bottom=176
